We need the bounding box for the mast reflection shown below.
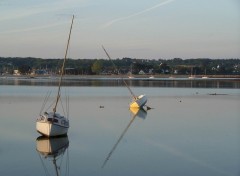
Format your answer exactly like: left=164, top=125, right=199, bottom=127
left=102, top=108, right=147, bottom=168
left=36, top=136, right=69, bottom=176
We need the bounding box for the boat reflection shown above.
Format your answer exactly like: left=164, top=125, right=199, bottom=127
left=36, top=136, right=69, bottom=176
left=129, top=107, right=147, bottom=119
left=102, top=107, right=147, bottom=168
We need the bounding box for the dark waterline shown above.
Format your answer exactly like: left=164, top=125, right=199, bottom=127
left=1, top=77, right=240, bottom=88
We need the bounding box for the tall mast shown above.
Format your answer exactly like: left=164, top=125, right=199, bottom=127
left=53, top=15, right=74, bottom=113
left=102, top=45, right=137, bottom=100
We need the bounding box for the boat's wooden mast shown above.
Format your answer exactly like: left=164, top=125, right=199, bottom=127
left=53, top=15, right=74, bottom=113
left=102, top=45, right=137, bottom=100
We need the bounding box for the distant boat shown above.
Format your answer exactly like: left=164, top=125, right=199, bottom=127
left=36, top=136, right=69, bottom=176
left=202, top=68, right=208, bottom=79
left=188, top=67, right=196, bottom=79
left=128, top=64, right=134, bottom=78
left=188, top=76, right=195, bottom=79
left=102, top=107, right=147, bottom=168
left=102, top=46, right=148, bottom=108
left=36, top=15, right=74, bottom=137
left=149, top=75, right=155, bottom=79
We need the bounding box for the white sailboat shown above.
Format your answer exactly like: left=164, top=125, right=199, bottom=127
left=36, top=15, right=74, bottom=137
left=202, top=68, right=208, bottom=79
left=36, top=136, right=69, bottom=176
left=188, top=67, right=196, bottom=79
left=129, top=94, right=147, bottom=108
left=128, top=64, right=134, bottom=78
left=102, top=46, right=148, bottom=109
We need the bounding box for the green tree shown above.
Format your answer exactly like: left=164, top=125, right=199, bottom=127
left=91, top=60, right=103, bottom=74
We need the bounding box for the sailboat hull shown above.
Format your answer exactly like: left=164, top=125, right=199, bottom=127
left=36, top=112, right=69, bottom=137
left=130, top=95, right=147, bottom=108
left=36, top=121, right=68, bottom=137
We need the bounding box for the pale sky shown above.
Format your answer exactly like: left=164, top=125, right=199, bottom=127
left=0, top=0, right=239, bottom=59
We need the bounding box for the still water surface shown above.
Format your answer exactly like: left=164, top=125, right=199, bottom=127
left=0, top=79, right=239, bottom=176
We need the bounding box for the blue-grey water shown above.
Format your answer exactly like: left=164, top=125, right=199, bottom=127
left=0, top=77, right=239, bottom=176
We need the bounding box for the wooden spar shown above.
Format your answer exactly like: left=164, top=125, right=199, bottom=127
left=101, top=45, right=137, bottom=100
left=53, top=15, right=74, bottom=113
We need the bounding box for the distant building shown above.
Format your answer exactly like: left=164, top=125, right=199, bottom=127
left=139, top=70, right=145, bottom=75
left=31, top=69, right=48, bottom=75
left=13, top=70, right=20, bottom=75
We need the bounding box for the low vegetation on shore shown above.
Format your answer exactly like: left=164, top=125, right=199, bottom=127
left=0, top=57, right=239, bottom=76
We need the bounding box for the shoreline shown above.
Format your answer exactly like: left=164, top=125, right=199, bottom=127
left=1, top=74, right=240, bottom=79
left=1, top=74, right=239, bottom=88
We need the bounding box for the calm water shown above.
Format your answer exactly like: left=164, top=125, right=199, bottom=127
left=0, top=79, right=240, bottom=176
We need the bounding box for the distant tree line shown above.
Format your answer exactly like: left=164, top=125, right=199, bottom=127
left=0, top=57, right=239, bottom=75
